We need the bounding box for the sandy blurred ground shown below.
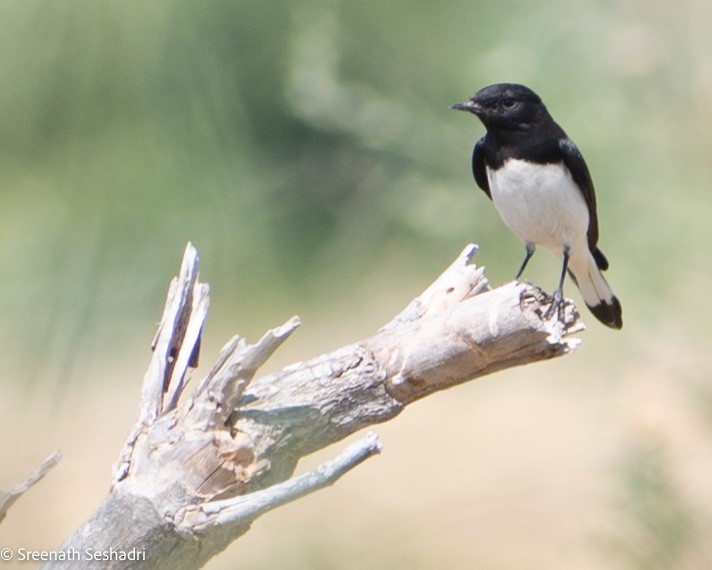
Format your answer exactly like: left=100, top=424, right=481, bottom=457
left=2, top=289, right=711, bottom=570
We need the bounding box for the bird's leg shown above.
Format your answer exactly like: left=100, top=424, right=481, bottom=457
left=515, top=243, right=535, bottom=281
left=545, top=245, right=571, bottom=321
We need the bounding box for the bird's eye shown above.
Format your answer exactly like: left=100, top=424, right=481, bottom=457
left=502, top=98, right=516, bottom=109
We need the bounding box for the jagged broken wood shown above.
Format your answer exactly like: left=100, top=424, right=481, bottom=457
left=45, top=243, right=583, bottom=570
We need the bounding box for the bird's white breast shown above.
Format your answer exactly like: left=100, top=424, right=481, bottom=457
left=486, top=159, right=589, bottom=255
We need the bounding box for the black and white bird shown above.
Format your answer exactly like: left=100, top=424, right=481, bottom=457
left=452, top=83, right=622, bottom=329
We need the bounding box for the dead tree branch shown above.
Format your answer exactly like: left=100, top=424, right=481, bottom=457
left=44, top=243, right=582, bottom=569
left=0, top=451, right=62, bottom=524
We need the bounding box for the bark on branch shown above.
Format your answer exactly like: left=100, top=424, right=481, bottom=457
left=45, top=243, right=582, bottom=569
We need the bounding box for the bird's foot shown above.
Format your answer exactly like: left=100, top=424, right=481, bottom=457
left=544, top=288, right=566, bottom=322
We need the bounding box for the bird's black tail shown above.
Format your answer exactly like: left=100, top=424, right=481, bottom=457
left=569, top=249, right=622, bottom=329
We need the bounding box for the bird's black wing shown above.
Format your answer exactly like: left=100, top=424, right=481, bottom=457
left=471, top=137, right=491, bottom=199
left=558, top=138, right=602, bottom=258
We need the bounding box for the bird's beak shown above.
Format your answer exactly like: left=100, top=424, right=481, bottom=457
left=450, top=99, right=480, bottom=113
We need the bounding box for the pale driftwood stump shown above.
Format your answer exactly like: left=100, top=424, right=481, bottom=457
left=44, top=243, right=582, bottom=569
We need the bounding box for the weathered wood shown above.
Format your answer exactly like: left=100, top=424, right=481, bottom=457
left=0, top=451, right=61, bottom=524
left=44, top=243, right=582, bottom=569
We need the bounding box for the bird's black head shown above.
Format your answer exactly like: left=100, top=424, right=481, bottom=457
left=451, top=83, right=550, bottom=134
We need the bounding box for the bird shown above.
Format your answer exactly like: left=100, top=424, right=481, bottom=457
left=451, top=83, right=622, bottom=329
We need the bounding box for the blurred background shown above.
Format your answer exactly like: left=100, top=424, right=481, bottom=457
left=1, top=0, right=712, bottom=568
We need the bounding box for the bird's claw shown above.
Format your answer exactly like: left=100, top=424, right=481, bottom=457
left=544, top=289, right=566, bottom=322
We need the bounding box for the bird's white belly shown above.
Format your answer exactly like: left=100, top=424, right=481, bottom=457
left=487, top=159, right=589, bottom=255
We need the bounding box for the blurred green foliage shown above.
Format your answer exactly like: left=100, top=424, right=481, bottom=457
left=610, top=438, right=696, bottom=569
left=1, top=0, right=711, bottom=378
